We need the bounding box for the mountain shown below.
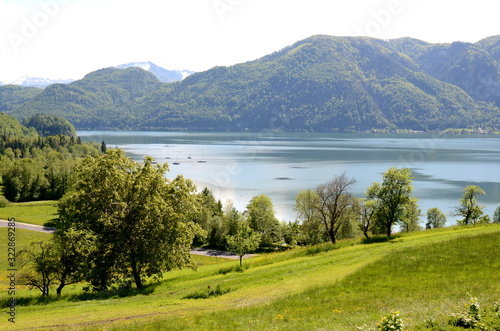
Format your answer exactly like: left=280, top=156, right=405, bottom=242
left=3, top=35, right=500, bottom=132
left=8, top=76, right=75, bottom=88
left=115, top=62, right=194, bottom=83
left=6, top=67, right=163, bottom=129
left=0, top=85, right=43, bottom=112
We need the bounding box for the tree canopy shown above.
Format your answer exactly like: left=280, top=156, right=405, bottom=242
left=56, top=150, right=203, bottom=290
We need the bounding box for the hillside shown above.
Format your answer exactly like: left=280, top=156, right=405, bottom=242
left=3, top=35, right=500, bottom=132
left=1, top=225, right=499, bottom=330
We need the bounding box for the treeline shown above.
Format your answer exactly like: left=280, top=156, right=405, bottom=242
left=0, top=113, right=102, bottom=202
left=0, top=134, right=101, bottom=201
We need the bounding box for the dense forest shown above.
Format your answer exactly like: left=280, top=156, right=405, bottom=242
left=0, top=113, right=101, bottom=202
left=2, top=35, right=500, bottom=132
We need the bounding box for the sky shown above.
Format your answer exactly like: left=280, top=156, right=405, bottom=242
left=0, top=0, right=499, bottom=83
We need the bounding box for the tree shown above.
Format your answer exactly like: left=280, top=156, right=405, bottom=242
left=453, top=185, right=486, bottom=225
left=493, top=206, right=500, bottom=223
left=52, top=228, right=96, bottom=296
left=400, top=197, right=422, bottom=233
left=17, top=241, right=58, bottom=296
left=226, top=222, right=261, bottom=267
left=367, top=167, right=416, bottom=237
left=355, top=198, right=377, bottom=238
left=314, top=173, right=356, bottom=244
left=57, top=150, right=203, bottom=290
left=295, top=190, right=324, bottom=244
left=101, top=141, right=107, bottom=154
left=426, top=207, right=447, bottom=229
left=246, top=195, right=281, bottom=247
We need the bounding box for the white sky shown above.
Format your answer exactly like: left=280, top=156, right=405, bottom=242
left=0, top=0, right=499, bottom=83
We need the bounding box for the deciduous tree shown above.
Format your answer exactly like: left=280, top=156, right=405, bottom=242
left=57, top=150, right=203, bottom=290
left=367, top=167, right=417, bottom=237
left=246, top=194, right=281, bottom=247
left=314, top=173, right=356, bottom=244
left=226, top=221, right=261, bottom=267
left=426, top=207, right=447, bottom=229
left=453, top=185, right=486, bottom=225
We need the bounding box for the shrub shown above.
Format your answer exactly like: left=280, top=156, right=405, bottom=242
left=0, top=195, right=10, bottom=207
left=378, top=312, right=405, bottom=331
left=183, top=285, right=231, bottom=299
left=449, top=297, right=481, bottom=328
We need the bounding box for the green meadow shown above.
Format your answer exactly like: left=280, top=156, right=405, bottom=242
left=1, top=223, right=499, bottom=330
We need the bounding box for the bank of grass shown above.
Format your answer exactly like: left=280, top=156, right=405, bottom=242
left=111, top=227, right=500, bottom=330
left=0, top=200, right=58, bottom=226
left=1, top=224, right=499, bottom=330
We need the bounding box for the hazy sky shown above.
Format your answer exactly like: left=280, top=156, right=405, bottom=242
left=1, top=0, right=499, bottom=83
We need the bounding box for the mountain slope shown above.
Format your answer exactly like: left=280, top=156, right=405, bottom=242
left=12, top=67, right=163, bottom=129
left=142, top=36, right=490, bottom=131
left=4, top=35, right=500, bottom=132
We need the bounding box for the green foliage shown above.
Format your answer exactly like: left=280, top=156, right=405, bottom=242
left=246, top=194, right=281, bottom=247
left=56, top=150, right=204, bottom=291
left=226, top=221, right=261, bottom=266
left=454, top=185, right=486, bottom=225
left=368, top=168, right=418, bottom=237
left=0, top=112, right=36, bottom=136
left=23, top=114, right=77, bottom=137
left=0, top=134, right=100, bottom=202
left=426, top=207, right=447, bottom=229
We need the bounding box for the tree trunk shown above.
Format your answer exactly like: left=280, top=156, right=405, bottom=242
left=328, top=228, right=337, bottom=244
left=131, top=260, right=143, bottom=288
left=56, top=280, right=65, bottom=297
left=239, top=255, right=243, bottom=267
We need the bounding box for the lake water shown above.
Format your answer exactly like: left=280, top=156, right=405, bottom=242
left=79, top=131, right=500, bottom=226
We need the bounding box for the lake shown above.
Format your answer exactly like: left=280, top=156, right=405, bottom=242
left=79, top=131, right=500, bottom=226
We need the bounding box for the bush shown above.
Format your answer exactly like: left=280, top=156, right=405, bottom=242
left=183, top=285, right=231, bottom=299
left=0, top=195, right=10, bottom=207
left=378, top=312, right=405, bottom=331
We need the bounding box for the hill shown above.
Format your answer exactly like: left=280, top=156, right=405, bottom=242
left=4, top=35, right=500, bottom=132
left=1, top=224, right=499, bottom=330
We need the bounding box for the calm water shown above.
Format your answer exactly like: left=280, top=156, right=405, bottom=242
left=79, top=131, right=500, bottom=225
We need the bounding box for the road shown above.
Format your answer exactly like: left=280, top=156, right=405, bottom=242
left=0, top=219, right=56, bottom=233
left=0, top=220, right=250, bottom=259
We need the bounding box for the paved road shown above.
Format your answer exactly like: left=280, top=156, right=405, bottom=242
left=0, top=219, right=56, bottom=233
left=0, top=220, right=251, bottom=260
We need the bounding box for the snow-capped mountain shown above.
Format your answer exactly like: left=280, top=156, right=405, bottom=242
left=115, top=61, right=194, bottom=83
left=8, top=76, right=75, bottom=88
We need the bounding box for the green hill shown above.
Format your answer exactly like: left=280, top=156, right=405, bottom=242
left=1, top=224, right=499, bottom=330
left=4, top=35, right=500, bottom=132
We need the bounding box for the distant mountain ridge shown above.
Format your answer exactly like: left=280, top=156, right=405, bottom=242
left=115, top=62, right=195, bottom=83
left=2, top=35, right=500, bottom=132
left=7, top=76, right=75, bottom=88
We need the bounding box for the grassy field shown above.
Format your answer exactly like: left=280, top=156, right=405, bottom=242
left=0, top=224, right=499, bottom=330
left=0, top=200, right=58, bottom=226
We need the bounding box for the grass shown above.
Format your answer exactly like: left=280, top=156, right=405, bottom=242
left=0, top=224, right=498, bottom=330
left=0, top=200, right=58, bottom=226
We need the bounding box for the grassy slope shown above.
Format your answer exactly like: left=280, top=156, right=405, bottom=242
left=0, top=200, right=58, bottom=226
left=0, top=224, right=498, bottom=330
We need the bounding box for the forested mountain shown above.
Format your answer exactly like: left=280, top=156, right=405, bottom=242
left=3, top=35, right=500, bottom=132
